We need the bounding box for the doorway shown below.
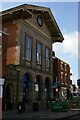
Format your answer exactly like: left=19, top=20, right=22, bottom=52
left=23, top=73, right=30, bottom=103
left=5, top=84, right=14, bottom=109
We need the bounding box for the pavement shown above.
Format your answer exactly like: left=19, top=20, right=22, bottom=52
left=2, top=108, right=80, bottom=120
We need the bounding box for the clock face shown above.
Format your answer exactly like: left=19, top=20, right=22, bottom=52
left=37, top=16, right=43, bottom=27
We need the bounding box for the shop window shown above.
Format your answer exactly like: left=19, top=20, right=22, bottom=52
left=35, top=83, right=39, bottom=100
left=34, top=76, right=41, bottom=101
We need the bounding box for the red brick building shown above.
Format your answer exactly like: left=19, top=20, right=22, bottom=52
left=52, top=52, right=71, bottom=97
left=53, top=58, right=70, bottom=86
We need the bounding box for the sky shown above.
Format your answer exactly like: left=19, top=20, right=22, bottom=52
left=0, top=1, right=78, bottom=86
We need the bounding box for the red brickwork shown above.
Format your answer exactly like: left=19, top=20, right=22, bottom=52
left=0, top=35, right=2, bottom=77
left=53, top=58, right=70, bottom=87
left=2, top=34, right=8, bottom=77
left=2, top=21, right=17, bottom=77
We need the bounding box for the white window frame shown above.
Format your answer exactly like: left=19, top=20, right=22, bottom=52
left=65, top=73, right=67, bottom=84
left=65, top=64, right=67, bottom=71
left=61, top=61, right=63, bottom=70
left=61, top=72, right=63, bottom=83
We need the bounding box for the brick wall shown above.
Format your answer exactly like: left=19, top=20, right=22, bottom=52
left=2, top=34, right=8, bottom=77
left=53, top=58, right=70, bottom=87
left=1, top=21, right=18, bottom=77
left=0, top=35, right=2, bottom=77
left=2, top=21, right=17, bottom=65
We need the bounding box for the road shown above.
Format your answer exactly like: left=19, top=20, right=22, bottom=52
left=68, top=115, right=80, bottom=120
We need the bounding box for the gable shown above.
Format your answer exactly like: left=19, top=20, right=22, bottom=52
left=25, top=14, right=51, bottom=38
left=1, top=4, right=64, bottom=43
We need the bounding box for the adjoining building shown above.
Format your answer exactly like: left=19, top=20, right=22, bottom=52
left=52, top=52, right=71, bottom=98
left=1, top=4, right=64, bottom=110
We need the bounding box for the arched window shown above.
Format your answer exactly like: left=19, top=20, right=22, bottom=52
left=35, top=76, right=41, bottom=101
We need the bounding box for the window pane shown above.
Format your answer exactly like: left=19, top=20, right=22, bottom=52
left=35, top=84, right=39, bottom=91
left=37, top=43, right=42, bottom=65
left=65, top=64, right=67, bottom=71
left=61, top=72, right=64, bottom=83
left=65, top=73, right=67, bottom=83
left=61, top=62, right=63, bottom=70
left=25, top=36, right=31, bottom=61
left=46, top=48, right=49, bottom=67
left=46, top=58, right=48, bottom=66
left=46, top=48, right=49, bottom=57
left=37, top=43, right=41, bottom=53
left=35, top=83, right=40, bottom=101
left=26, top=49, right=29, bottom=60
left=26, top=49, right=31, bottom=60
left=37, top=53, right=39, bottom=64
left=26, top=36, right=31, bottom=48
left=37, top=53, right=41, bottom=64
